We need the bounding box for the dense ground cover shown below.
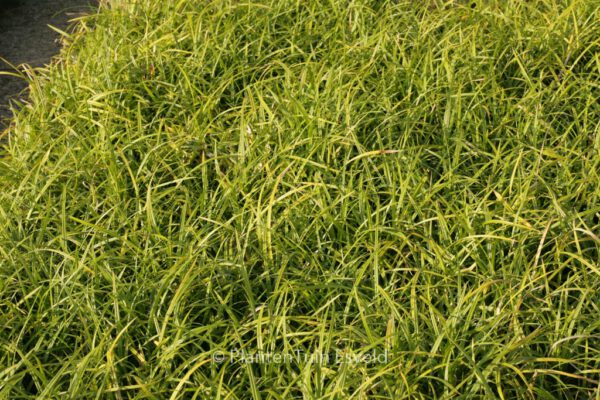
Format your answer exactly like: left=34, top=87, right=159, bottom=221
left=1, top=0, right=599, bottom=398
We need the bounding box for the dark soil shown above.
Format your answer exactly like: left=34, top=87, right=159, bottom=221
left=0, top=0, right=98, bottom=130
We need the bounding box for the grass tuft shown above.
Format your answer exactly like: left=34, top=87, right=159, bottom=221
left=1, top=0, right=599, bottom=398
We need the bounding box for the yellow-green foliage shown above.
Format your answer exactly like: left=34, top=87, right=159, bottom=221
left=1, top=0, right=599, bottom=398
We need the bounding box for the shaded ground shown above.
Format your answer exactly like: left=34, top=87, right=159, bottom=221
left=0, top=0, right=98, bottom=131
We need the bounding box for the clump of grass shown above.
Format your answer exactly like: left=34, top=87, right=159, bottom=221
left=1, top=0, right=599, bottom=398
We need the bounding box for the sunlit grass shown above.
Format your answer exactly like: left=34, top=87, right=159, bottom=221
left=1, top=0, right=599, bottom=398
